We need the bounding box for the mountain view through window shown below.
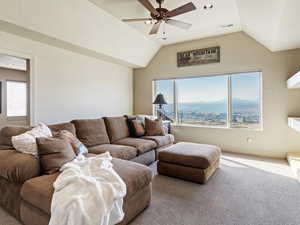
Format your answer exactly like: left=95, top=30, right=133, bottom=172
left=177, top=75, right=228, bottom=127
left=154, top=72, right=261, bottom=129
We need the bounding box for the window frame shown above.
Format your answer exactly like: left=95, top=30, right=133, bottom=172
left=153, top=71, right=263, bottom=131
left=5, top=79, right=28, bottom=121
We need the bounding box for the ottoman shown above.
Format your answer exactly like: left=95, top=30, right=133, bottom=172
left=158, top=142, right=221, bottom=184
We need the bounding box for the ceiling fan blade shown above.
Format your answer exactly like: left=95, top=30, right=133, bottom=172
left=138, top=0, right=160, bottom=17
left=122, top=18, right=152, bottom=22
left=149, top=21, right=162, bottom=35
left=166, top=2, right=196, bottom=18
left=166, top=19, right=192, bottom=30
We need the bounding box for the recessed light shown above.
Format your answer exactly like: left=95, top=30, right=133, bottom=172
left=221, top=24, right=234, bottom=28
left=203, top=4, right=213, bottom=10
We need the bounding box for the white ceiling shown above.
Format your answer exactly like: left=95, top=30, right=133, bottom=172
left=91, top=0, right=300, bottom=52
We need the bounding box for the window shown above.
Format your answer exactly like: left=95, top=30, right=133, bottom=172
left=6, top=81, right=27, bottom=117
left=153, top=72, right=262, bottom=129
left=177, top=76, right=228, bottom=127
left=231, top=73, right=261, bottom=129
left=154, top=79, right=175, bottom=121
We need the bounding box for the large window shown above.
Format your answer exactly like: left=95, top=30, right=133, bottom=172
left=6, top=81, right=27, bottom=117
left=153, top=72, right=262, bottom=129
left=154, top=79, right=175, bottom=121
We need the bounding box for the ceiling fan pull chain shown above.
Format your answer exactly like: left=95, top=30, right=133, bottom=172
left=162, top=21, right=167, bottom=40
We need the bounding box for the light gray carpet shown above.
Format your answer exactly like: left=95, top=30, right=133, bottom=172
left=1, top=153, right=300, bottom=225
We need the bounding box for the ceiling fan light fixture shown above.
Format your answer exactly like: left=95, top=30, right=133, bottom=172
left=162, top=31, right=168, bottom=40
left=203, top=4, right=214, bottom=10
left=144, top=19, right=155, bottom=25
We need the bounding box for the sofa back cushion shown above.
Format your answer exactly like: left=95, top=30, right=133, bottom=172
left=0, top=126, right=30, bottom=147
left=104, top=116, right=130, bottom=143
left=71, top=118, right=110, bottom=147
left=48, top=122, right=76, bottom=136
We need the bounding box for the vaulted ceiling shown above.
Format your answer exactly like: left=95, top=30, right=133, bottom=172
left=0, top=0, right=298, bottom=69
left=91, top=0, right=300, bottom=52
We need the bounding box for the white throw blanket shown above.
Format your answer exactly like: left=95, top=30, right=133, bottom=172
left=49, top=152, right=127, bottom=225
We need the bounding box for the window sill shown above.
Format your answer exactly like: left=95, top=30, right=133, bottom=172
left=7, top=116, right=27, bottom=121
left=171, top=123, right=263, bottom=132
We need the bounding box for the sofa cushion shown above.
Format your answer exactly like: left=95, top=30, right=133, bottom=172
left=145, top=118, right=166, bottom=136
left=158, top=142, right=221, bottom=169
left=112, top=158, right=152, bottom=200
left=71, top=119, right=110, bottom=147
left=48, top=122, right=76, bottom=136
left=113, top=138, right=157, bottom=155
left=21, top=158, right=152, bottom=215
left=0, top=150, right=40, bottom=183
left=21, top=173, right=59, bottom=215
left=104, top=117, right=130, bottom=143
left=0, top=126, right=30, bottom=147
left=88, top=144, right=138, bottom=160
left=0, top=145, right=14, bottom=150
left=37, top=137, right=77, bottom=174
left=142, top=134, right=174, bottom=148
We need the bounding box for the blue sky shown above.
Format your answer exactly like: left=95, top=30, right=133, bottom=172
left=155, top=72, right=260, bottom=103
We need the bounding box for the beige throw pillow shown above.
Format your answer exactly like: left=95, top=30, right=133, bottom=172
left=12, top=123, right=52, bottom=156
left=145, top=118, right=166, bottom=136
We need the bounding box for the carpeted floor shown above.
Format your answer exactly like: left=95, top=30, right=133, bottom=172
left=1, top=153, right=300, bottom=225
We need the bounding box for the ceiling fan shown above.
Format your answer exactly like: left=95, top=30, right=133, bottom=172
left=122, top=0, right=197, bottom=35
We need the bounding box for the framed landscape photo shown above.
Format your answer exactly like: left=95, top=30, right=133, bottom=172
left=177, top=46, right=220, bottom=67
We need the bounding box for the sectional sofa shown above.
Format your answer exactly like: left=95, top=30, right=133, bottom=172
left=0, top=116, right=174, bottom=225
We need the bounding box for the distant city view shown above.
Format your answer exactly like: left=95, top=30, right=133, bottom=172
left=162, top=98, right=260, bottom=129
left=155, top=72, right=261, bottom=129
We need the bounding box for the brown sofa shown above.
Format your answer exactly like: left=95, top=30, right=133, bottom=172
left=0, top=116, right=174, bottom=225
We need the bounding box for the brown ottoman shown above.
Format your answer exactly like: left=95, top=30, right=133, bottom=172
left=158, top=142, right=221, bottom=184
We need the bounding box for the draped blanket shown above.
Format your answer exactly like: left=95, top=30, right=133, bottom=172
left=49, top=152, right=127, bottom=225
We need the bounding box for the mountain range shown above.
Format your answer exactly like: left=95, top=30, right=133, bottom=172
left=165, top=98, right=260, bottom=114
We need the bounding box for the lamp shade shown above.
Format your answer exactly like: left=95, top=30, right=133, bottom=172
left=153, top=93, right=168, bottom=105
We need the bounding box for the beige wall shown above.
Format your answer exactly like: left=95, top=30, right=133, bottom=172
left=0, top=31, right=133, bottom=125
left=134, top=32, right=300, bottom=158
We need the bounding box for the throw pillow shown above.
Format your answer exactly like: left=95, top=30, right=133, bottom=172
left=128, top=118, right=146, bottom=137
left=55, top=130, right=88, bottom=156
left=145, top=118, right=166, bottom=136
left=12, top=123, right=52, bottom=156
left=37, top=137, right=76, bottom=174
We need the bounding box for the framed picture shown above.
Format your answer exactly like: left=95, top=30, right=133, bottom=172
left=177, top=46, right=220, bottom=67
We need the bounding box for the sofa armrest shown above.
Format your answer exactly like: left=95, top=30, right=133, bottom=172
left=0, top=150, right=40, bottom=183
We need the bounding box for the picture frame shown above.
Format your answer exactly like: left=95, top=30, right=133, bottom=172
left=177, top=46, right=220, bottom=67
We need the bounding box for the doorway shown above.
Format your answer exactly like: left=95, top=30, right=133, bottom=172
left=0, top=54, right=30, bottom=128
